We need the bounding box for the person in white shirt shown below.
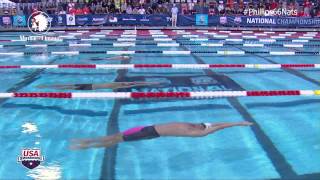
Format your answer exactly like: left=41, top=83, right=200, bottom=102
left=171, top=4, right=178, bottom=27
left=126, top=5, right=132, bottom=14
left=138, top=6, right=145, bottom=14
left=218, top=1, right=225, bottom=14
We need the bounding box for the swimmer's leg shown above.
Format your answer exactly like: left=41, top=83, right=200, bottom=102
left=70, top=133, right=123, bottom=150
left=91, top=82, right=138, bottom=90
left=36, top=84, right=77, bottom=90
left=90, top=58, right=104, bottom=61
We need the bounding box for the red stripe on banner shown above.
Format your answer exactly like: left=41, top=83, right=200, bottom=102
left=247, top=90, right=301, bottom=96
left=281, top=64, right=315, bottom=68
left=131, top=92, right=191, bottom=98
left=134, top=64, right=173, bottom=68
left=14, top=92, right=72, bottom=98
left=209, top=64, right=245, bottom=68
left=58, top=64, right=96, bottom=68
left=0, top=65, right=20, bottom=69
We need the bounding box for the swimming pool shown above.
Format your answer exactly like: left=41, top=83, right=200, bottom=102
left=0, top=29, right=319, bottom=179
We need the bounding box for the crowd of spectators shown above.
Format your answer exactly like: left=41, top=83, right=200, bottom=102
left=0, top=0, right=320, bottom=17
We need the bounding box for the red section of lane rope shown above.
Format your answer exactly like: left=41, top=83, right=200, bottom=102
left=0, top=65, right=20, bottom=68
left=209, top=64, right=245, bottom=68
left=162, top=30, right=177, bottom=36
left=58, top=64, right=96, bottom=68
left=134, top=64, right=172, bottom=68
left=108, top=30, right=124, bottom=35
left=281, top=64, right=315, bottom=68
left=14, top=92, right=72, bottom=98
left=131, top=92, right=191, bottom=98
left=137, top=30, right=150, bottom=36
left=246, top=90, right=301, bottom=96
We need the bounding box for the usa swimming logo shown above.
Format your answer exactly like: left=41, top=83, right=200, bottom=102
left=17, top=148, right=45, bottom=169
left=21, top=11, right=61, bottom=41
left=27, top=11, right=51, bottom=35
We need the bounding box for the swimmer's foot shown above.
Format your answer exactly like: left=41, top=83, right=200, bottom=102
left=69, top=143, right=89, bottom=150
left=69, top=139, right=91, bottom=150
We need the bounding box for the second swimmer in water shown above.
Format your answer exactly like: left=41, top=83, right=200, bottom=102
left=36, top=82, right=160, bottom=90
left=90, top=55, right=132, bottom=61
left=70, top=121, right=253, bottom=150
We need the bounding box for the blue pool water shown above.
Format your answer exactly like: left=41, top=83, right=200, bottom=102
left=0, top=31, right=319, bottom=180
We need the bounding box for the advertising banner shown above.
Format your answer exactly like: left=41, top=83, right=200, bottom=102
left=66, top=14, right=75, bottom=26
left=13, top=15, right=26, bottom=26
left=196, top=14, right=208, bottom=26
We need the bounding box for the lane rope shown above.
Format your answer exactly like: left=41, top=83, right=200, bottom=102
left=0, top=90, right=319, bottom=99
left=3, top=42, right=320, bottom=48
left=0, top=64, right=319, bottom=69
left=0, top=51, right=319, bottom=55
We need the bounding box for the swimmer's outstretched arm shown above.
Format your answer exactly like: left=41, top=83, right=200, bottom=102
left=155, top=121, right=253, bottom=137
left=197, top=121, right=253, bottom=136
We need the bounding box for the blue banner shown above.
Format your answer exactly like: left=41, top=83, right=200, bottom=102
left=196, top=14, right=208, bottom=26
left=1, top=16, right=12, bottom=26
left=178, top=15, right=194, bottom=26
left=117, top=14, right=169, bottom=26
left=91, top=15, right=108, bottom=25
left=48, top=15, right=66, bottom=27
left=141, top=15, right=169, bottom=26
left=216, top=16, right=320, bottom=27
left=13, top=15, right=26, bottom=26
left=76, top=15, right=92, bottom=26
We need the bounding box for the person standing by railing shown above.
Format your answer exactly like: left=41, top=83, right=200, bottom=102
left=171, top=3, right=178, bottom=27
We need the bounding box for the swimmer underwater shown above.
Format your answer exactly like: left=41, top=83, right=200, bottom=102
left=36, top=81, right=160, bottom=90
left=89, top=55, right=132, bottom=61
left=70, top=121, right=253, bottom=150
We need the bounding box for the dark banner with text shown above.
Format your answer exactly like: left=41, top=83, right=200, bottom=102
left=1, top=15, right=320, bottom=28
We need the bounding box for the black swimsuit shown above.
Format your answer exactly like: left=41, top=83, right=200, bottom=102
left=122, top=126, right=160, bottom=142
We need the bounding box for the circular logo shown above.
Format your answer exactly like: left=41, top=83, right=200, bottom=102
left=27, top=11, right=51, bottom=35
left=220, top=16, right=227, bottom=24
left=234, top=16, right=242, bottom=24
